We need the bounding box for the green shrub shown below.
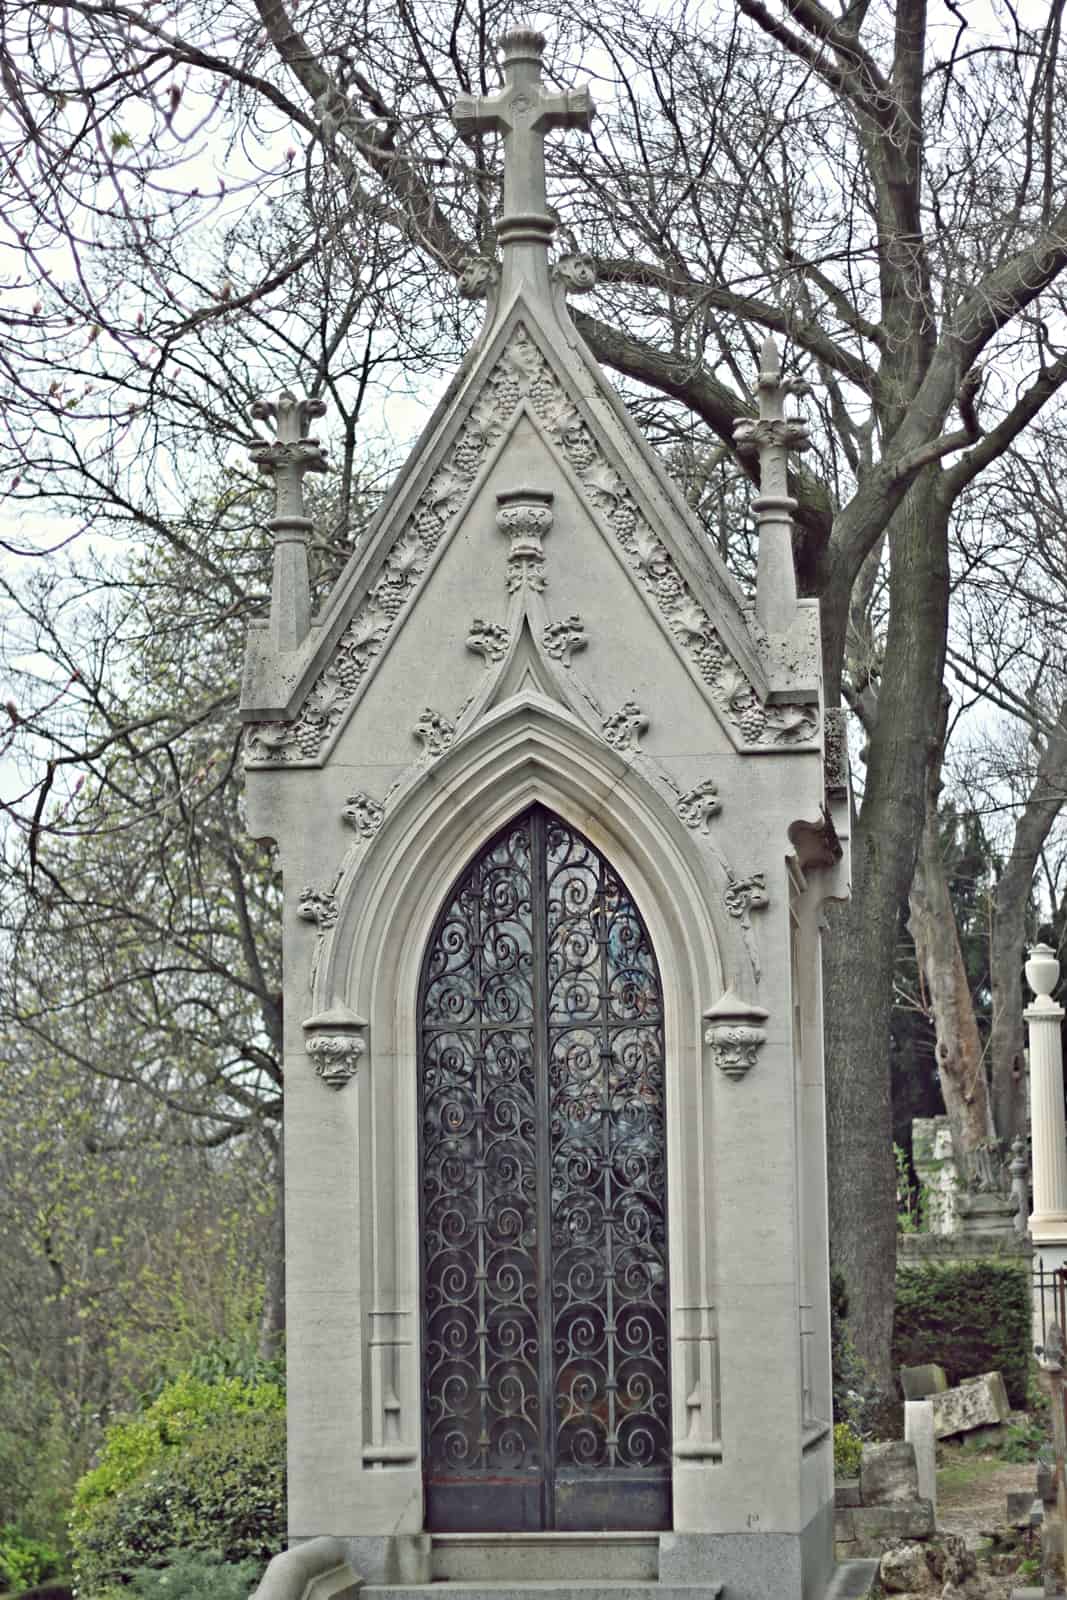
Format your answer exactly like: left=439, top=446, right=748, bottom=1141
left=72, top=1373, right=284, bottom=1533
left=72, top=1409, right=284, bottom=1598
left=0, top=1525, right=65, bottom=1591
left=833, top=1423, right=863, bottom=1479
left=126, top=1550, right=262, bottom=1600
left=893, top=1261, right=1030, bottom=1407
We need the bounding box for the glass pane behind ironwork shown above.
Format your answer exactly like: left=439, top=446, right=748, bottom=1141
left=419, top=808, right=670, bottom=1530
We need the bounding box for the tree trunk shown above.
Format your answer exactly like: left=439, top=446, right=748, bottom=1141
left=990, top=697, right=1067, bottom=1143
left=908, top=782, right=996, bottom=1162
left=824, top=473, right=950, bottom=1387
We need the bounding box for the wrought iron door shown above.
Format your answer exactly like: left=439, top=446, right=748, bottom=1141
left=419, top=807, right=671, bottom=1532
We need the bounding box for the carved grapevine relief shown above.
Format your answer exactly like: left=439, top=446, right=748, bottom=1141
left=245, top=322, right=819, bottom=765
left=542, top=615, right=587, bottom=666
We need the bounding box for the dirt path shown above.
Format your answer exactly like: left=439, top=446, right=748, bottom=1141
left=937, top=1457, right=1037, bottom=1549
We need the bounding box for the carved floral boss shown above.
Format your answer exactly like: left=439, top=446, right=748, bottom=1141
left=303, top=1003, right=367, bottom=1090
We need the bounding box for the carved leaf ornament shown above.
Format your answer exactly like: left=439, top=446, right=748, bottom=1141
left=245, top=324, right=819, bottom=766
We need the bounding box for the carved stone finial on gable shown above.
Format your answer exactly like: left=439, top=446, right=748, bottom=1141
left=703, top=989, right=769, bottom=1082
left=496, top=489, right=554, bottom=592
left=250, top=390, right=328, bottom=653
left=452, top=29, right=593, bottom=295
left=733, top=337, right=810, bottom=637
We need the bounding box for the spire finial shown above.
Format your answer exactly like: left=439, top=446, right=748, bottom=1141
left=250, top=391, right=328, bottom=652
left=733, top=343, right=811, bottom=635
left=452, top=27, right=593, bottom=296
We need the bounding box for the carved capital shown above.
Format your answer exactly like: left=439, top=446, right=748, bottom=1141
left=733, top=417, right=811, bottom=456
left=496, top=489, right=554, bottom=592
left=304, top=1003, right=367, bottom=1090
left=703, top=989, right=769, bottom=1082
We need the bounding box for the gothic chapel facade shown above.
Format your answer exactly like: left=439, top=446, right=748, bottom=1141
left=242, top=27, right=852, bottom=1600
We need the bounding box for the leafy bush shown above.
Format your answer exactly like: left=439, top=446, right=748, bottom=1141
left=833, top=1423, right=863, bottom=1479
left=126, top=1550, right=262, bottom=1600
left=72, top=1409, right=284, bottom=1598
left=893, top=1261, right=1030, bottom=1407
left=72, top=1373, right=284, bottom=1531
left=0, top=1526, right=65, bottom=1591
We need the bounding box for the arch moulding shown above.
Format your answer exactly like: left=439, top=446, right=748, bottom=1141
left=313, top=697, right=736, bottom=1523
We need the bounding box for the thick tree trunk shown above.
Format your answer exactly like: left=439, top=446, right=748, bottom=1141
left=824, top=475, right=949, bottom=1387
left=990, top=698, right=1067, bottom=1143
left=909, top=792, right=996, bottom=1161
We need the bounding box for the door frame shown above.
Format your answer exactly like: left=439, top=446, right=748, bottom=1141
left=310, top=712, right=737, bottom=1537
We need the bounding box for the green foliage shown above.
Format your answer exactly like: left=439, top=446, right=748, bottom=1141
left=893, top=1261, right=1031, bottom=1407
left=997, top=1420, right=1046, bottom=1464
left=71, top=1374, right=284, bottom=1533
left=126, top=1549, right=262, bottom=1600
left=833, top=1423, right=863, bottom=1479
left=0, top=1525, right=65, bottom=1591
left=71, top=1409, right=284, bottom=1597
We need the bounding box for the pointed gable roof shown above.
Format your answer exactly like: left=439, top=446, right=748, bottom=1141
left=241, top=28, right=820, bottom=767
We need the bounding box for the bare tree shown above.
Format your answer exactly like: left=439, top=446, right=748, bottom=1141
left=4, top=0, right=1067, bottom=1378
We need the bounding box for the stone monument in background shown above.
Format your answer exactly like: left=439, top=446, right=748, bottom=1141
left=241, top=26, right=853, bottom=1600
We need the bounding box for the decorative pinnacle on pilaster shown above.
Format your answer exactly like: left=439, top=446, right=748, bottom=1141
left=250, top=390, right=328, bottom=653
left=733, top=337, right=811, bottom=636
left=452, top=28, right=593, bottom=298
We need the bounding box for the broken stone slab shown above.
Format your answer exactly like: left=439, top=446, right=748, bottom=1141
left=835, top=1478, right=861, bottom=1507
left=844, top=1500, right=936, bottom=1542
left=930, top=1371, right=1010, bottom=1439
left=900, top=1362, right=949, bottom=1400
left=860, top=1440, right=920, bottom=1504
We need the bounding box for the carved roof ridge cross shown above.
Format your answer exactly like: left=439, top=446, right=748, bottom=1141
left=452, top=28, right=593, bottom=276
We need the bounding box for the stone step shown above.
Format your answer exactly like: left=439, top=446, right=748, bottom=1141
left=431, top=1534, right=660, bottom=1582
left=363, top=1585, right=722, bottom=1600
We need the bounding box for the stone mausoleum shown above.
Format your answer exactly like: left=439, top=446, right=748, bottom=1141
left=241, top=27, right=853, bottom=1600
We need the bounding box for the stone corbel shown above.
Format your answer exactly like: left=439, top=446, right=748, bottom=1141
left=303, top=1003, right=367, bottom=1090
left=703, top=988, right=769, bottom=1082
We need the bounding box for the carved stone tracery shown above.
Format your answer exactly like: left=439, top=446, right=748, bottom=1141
left=245, top=323, right=820, bottom=767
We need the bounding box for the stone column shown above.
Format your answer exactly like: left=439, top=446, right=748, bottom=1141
left=1026, top=942, right=1067, bottom=1244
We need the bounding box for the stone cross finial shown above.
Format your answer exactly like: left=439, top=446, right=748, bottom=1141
left=453, top=29, right=593, bottom=289
left=250, top=390, right=328, bottom=653
left=733, top=337, right=810, bottom=635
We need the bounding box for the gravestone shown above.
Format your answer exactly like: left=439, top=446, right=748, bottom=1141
left=241, top=25, right=852, bottom=1600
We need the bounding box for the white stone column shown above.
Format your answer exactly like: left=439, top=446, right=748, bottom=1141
left=1026, top=942, right=1067, bottom=1243
left=905, top=1400, right=936, bottom=1518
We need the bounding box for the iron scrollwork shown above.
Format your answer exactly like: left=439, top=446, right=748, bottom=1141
left=418, top=807, right=670, bottom=1529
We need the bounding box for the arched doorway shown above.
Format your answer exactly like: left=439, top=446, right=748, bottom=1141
left=418, top=805, right=671, bottom=1533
